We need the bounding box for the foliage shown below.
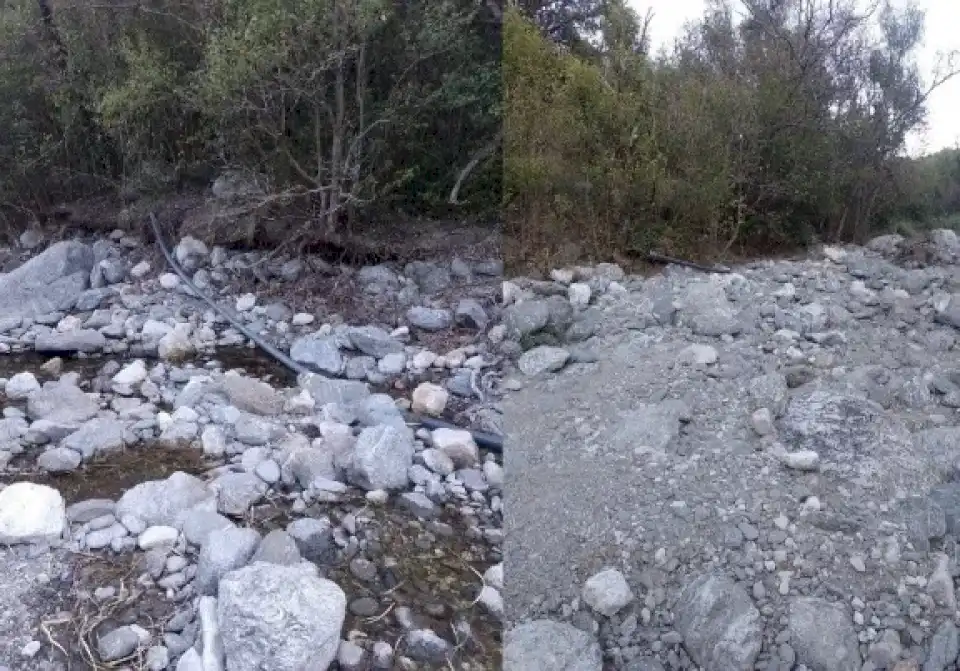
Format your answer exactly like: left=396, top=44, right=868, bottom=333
left=504, top=0, right=960, bottom=271
left=0, top=0, right=501, bottom=234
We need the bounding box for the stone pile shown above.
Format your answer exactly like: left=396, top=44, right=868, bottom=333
left=502, top=229, right=960, bottom=671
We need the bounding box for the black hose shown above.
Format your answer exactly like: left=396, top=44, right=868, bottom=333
left=147, top=212, right=504, bottom=454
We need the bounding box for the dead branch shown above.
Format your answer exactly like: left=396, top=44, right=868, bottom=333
left=448, top=129, right=503, bottom=205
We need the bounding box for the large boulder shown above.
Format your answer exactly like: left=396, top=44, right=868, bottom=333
left=0, top=482, right=66, bottom=544
left=0, top=241, right=94, bottom=318
left=503, top=619, right=602, bottom=671
left=115, top=472, right=212, bottom=528
left=675, top=573, right=763, bottom=671
left=217, top=561, right=346, bottom=671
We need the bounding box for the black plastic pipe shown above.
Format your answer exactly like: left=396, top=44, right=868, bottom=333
left=147, top=212, right=504, bottom=454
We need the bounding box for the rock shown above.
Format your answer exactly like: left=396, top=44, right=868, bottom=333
left=116, top=472, right=211, bottom=528
left=250, top=529, right=302, bottom=566
left=398, top=492, right=437, bottom=518
left=196, top=526, right=261, bottom=595
left=926, top=552, right=956, bottom=611
left=777, top=448, right=820, bottom=471
left=282, top=446, right=339, bottom=490
left=430, top=428, right=479, bottom=468
left=504, top=619, right=602, bottom=671
left=675, top=574, right=762, bottom=671
left=348, top=326, right=404, bottom=358
left=484, top=563, right=504, bottom=590
left=924, top=620, right=959, bottom=671
left=210, top=472, right=267, bottom=516
left=503, top=300, right=551, bottom=339
left=405, top=629, right=452, bottom=663
left=221, top=373, right=283, bottom=416
left=298, top=374, right=370, bottom=408
left=159, top=273, right=180, bottom=289
left=290, top=334, right=344, bottom=375
left=201, top=426, right=227, bottom=457
left=174, top=236, right=208, bottom=270
left=677, top=281, right=741, bottom=336
left=337, top=640, right=366, bottom=670
left=518, top=346, right=570, bottom=376
left=181, top=508, right=235, bottom=547
left=787, top=597, right=861, bottom=671
left=61, top=418, right=128, bottom=459
left=407, top=306, right=453, bottom=331
left=411, top=383, right=448, bottom=416
left=0, top=241, right=94, bottom=319
left=158, top=323, right=194, bottom=359
left=138, top=525, right=179, bottom=550
left=679, top=343, right=718, bottom=365
left=34, top=328, right=107, bottom=354
left=97, top=625, right=141, bottom=662
left=455, top=298, right=489, bottom=330
left=345, top=425, right=415, bottom=491
left=286, top=517, right=336, bottom=563
left=26, top=380, right=99, bottom=424
left=37, top=446, right=82, bottom=473
left=778, top=390, right=919, bottom=491
left=217, top=562, right=346, bottom=671
left=145, top=645, right=170, bottom=670
left=113, top=360, right=148, bottom=386
left=0, top=482, right=66, bottom=544
left=236, top=293, right=256, bottom=311
left=581, top=568, right=634, bottom=617
left=4, top=372, right=40, bottom=400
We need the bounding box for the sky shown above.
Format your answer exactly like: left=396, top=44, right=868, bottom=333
left=630, top=0, right=960, bottom=156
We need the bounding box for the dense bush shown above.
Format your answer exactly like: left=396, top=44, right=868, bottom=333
left=0, top=0, right=501, bottom=238
left=504, top=0, right=960, bottom=271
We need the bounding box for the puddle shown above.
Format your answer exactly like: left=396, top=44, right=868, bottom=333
left=0, top=347, right=299, bottom=389
left=0, top=442, right=214, bottom=505
left=248, top=498, right=502, bottom=670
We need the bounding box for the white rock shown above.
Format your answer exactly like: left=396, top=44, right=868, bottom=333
left=365, top=490, right=389, bottom=505
left=172, top=406, right=199, bottom=423
left=778, top=449, right=820, bottom=471
left=679, top=344, right=718, bottom=365
left=5, top=372, right=40, bottom=400
left=479, top=585, right=504, bottom=620
left=159, top=273, right=180, bottom=290
left=822, top=246, right=847, bottom=263
left=130, top=261, right=151, bottom=278
left=113, top=360, right=148, bottom=386
left=483, top=563, right=504, bottom=590
left=430, top=428, right=479, bottom=468
left=141, top=319, right=172, bottom=341
left=0, top=482, right=66, bottom=544
left=158, top=323, right=194, bottom=359
left=411, top=383, right=448, bottom=416
left=292, top=313, right=315, bottom=326
left=411, top=350, right=437, bottom=370
left=284, top=389, right=315, bottom=415
left=56, top=315, right=82, bottom=332
left=236, top=293, right=256, bottom=312
left=751, top=408, right=775, bottom=436
left=568, top=282, right=592, bottom=309
left=582, top=568, right=634, bottom=617
left=138, top=525, right=179, bottom=550
left=201, top=426, right=227, bottom=457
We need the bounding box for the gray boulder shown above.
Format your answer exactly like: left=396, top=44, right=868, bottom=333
left=787, top=597, right=861, bottom=671
left=503, top=619, right=601, bottom=671
left=0, top=241, right=95, bottom=318
left=675, top=574, right=762, bottom=671
left=217, top=561, right=346, bottom=671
